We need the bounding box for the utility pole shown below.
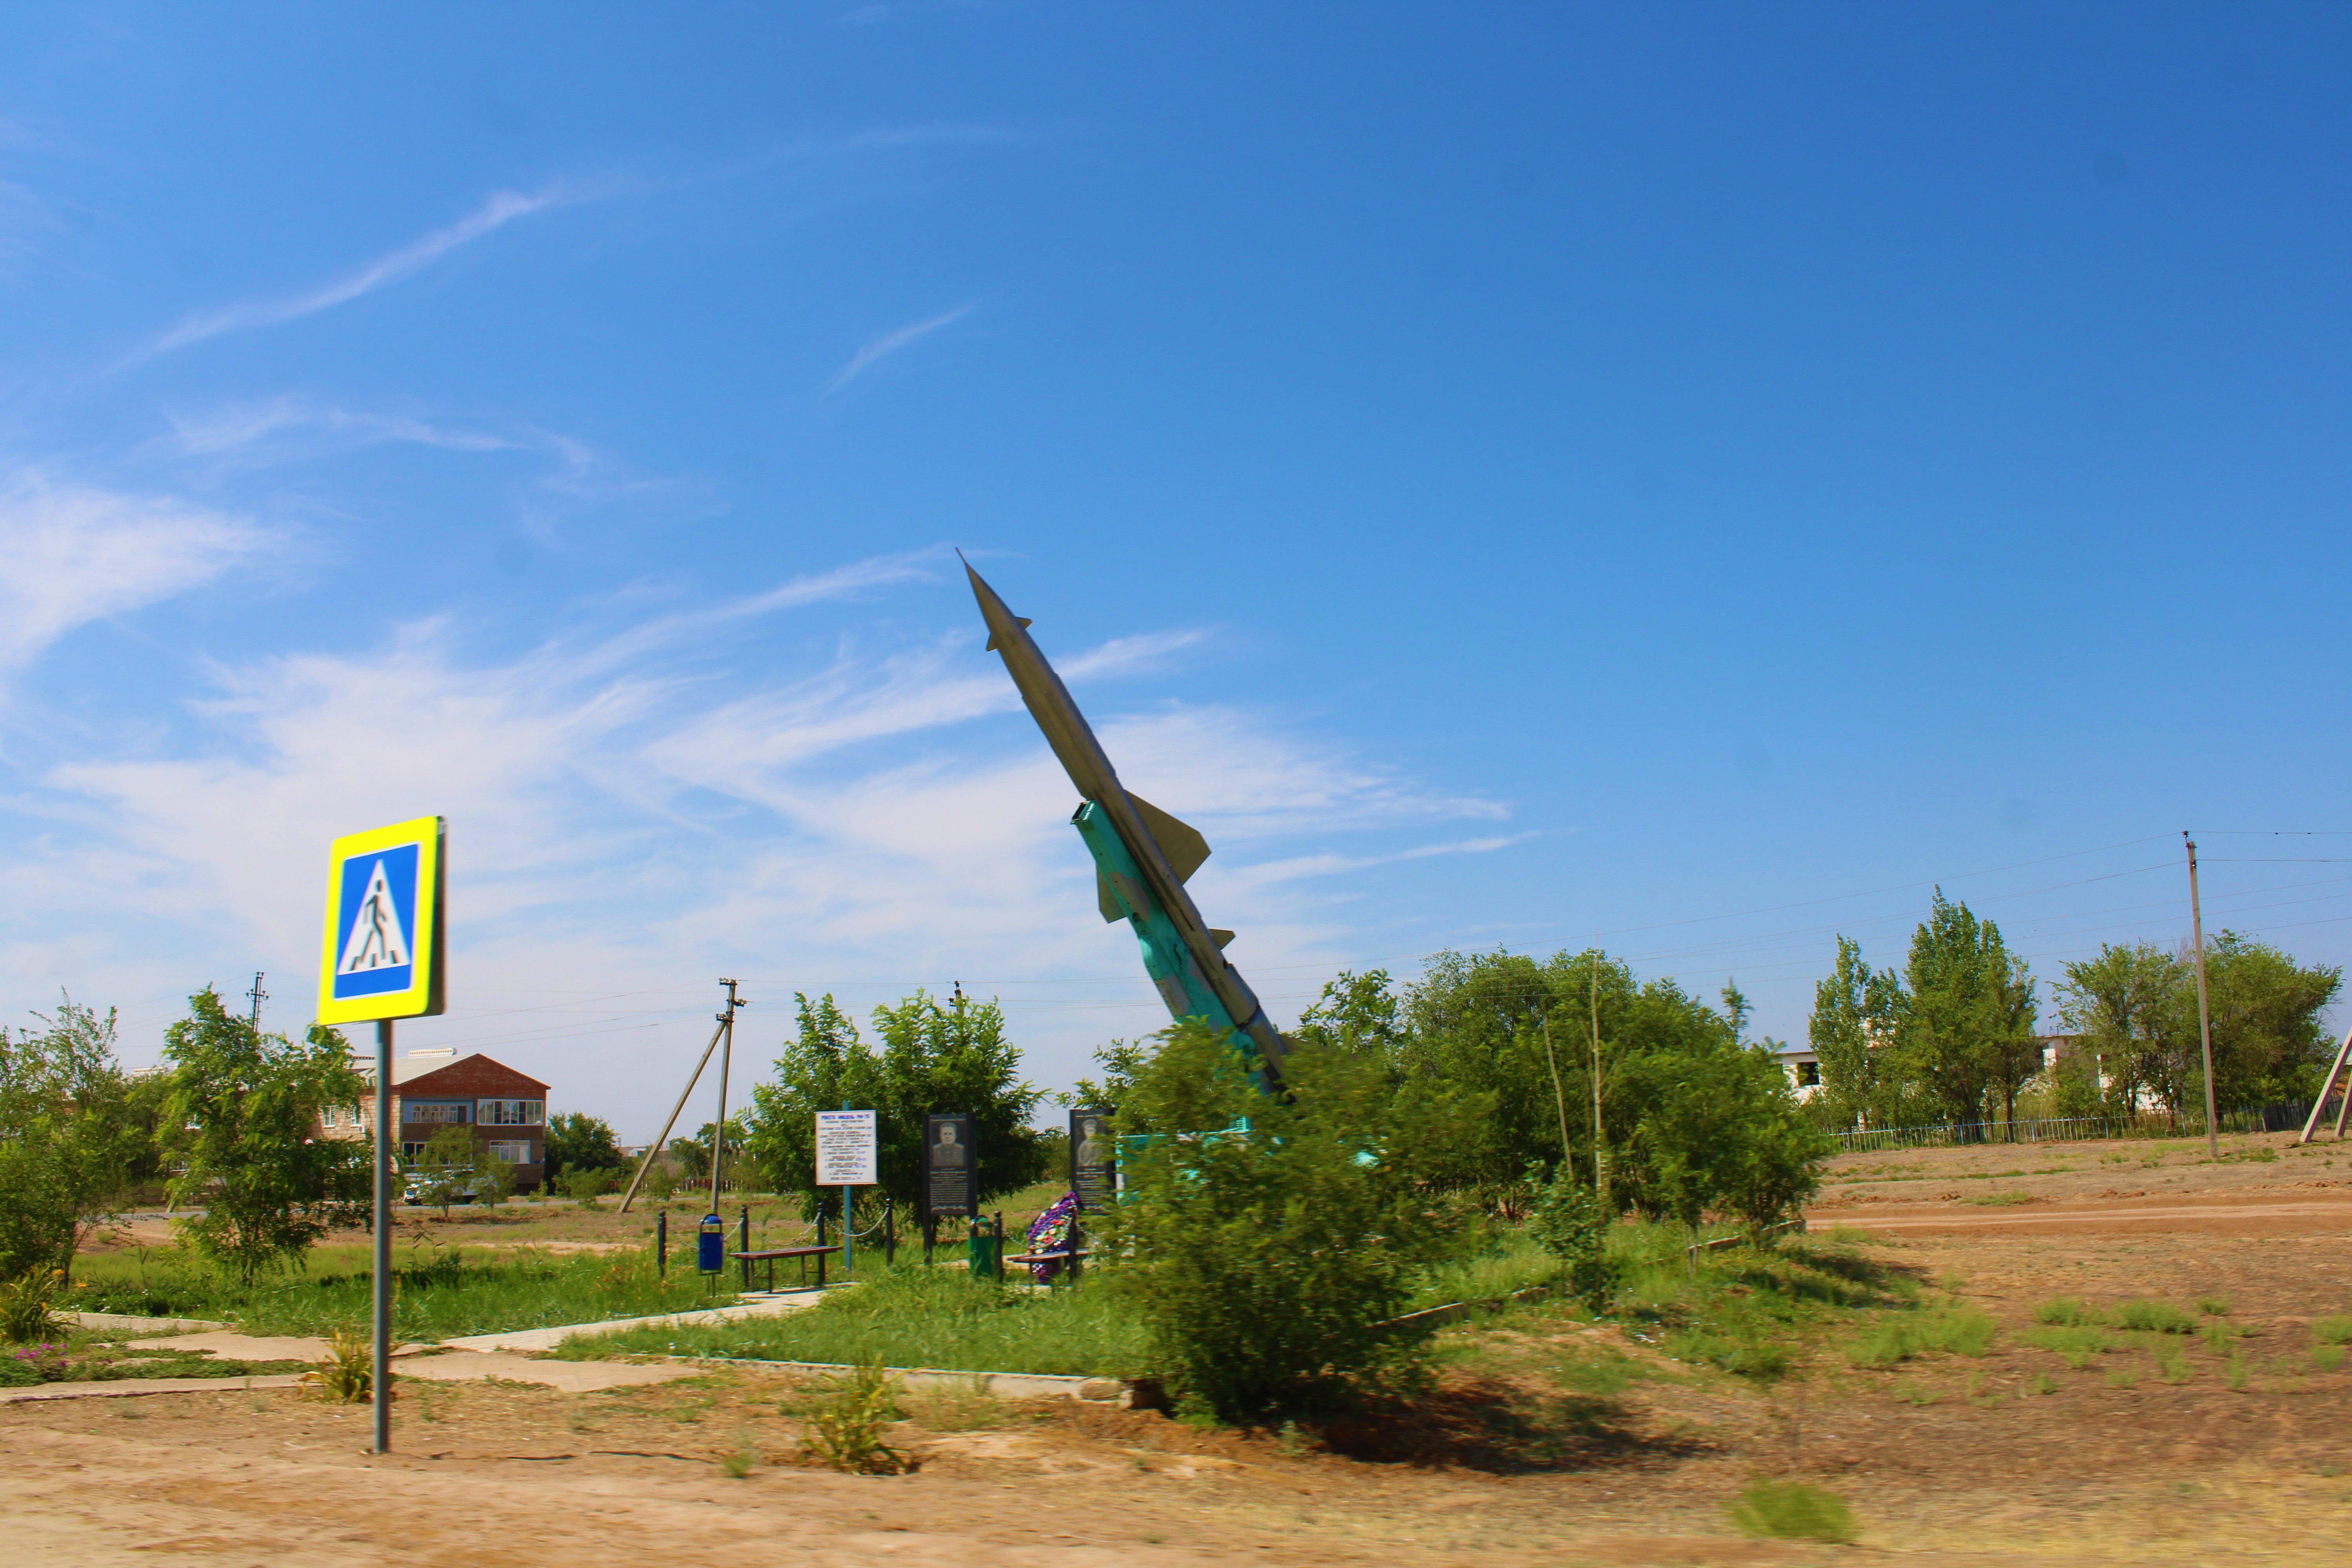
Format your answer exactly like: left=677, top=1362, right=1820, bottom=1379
left=710, top=978, right=743, bottom=1202
left=1590, top=951, right=1606, bottom=1193
left=2185, top=835, right=2219, bottom=1158
left=245, top=971, right=268, bottom=1029
left=619, top=976, right=748, bottom=1213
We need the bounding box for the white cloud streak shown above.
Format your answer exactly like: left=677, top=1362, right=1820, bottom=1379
left=6, top=561, right=1505, bottom=1129
left=825, top=305, right=974, bottom=395
left=138, top=185, right=570, bottom=360
left=0, top=469, right=271, bottom=679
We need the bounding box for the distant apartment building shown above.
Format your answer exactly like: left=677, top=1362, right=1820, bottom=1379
left=1775, top=1035, right=2085, bottom=1111
left=318, top=1047, right=550, bottom=1190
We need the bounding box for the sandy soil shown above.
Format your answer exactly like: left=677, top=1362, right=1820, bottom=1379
left=12, top=1131, right=2348, bottom=1565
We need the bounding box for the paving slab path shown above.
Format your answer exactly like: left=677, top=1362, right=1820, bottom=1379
left=0, top=1374, right=306, bottom=1405
left=438, top=1284, right=844, bottom=1354
left=394, top=1350, right=701, bottom=1392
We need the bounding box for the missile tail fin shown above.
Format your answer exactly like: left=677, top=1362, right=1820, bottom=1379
left=1210, top=928, right=1235, bottom=949
left=1128, top=793, right=1210, bottom=883
left=983, top=617, right=1033, bottom=653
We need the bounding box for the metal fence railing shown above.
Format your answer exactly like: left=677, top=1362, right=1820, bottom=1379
left=1821, top=1098, right=2343, bottom=1152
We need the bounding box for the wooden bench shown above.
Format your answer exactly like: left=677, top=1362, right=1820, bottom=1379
left=731, top=1244, right=841, bottom=1292
left=1006, top=1247, right=1093, bottom=1279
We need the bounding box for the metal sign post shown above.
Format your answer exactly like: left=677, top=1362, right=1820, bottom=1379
left=316, top=815, right=447, bottom=1456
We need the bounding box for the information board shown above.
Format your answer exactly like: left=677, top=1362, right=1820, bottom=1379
left=1069, top=1106, right=1116, bottom=1212
left=815, top=1110, right=877, bottom=1186
left=923, top=1111, right=975, bottom=1218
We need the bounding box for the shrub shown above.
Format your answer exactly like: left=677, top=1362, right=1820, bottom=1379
left=557, top=1167, right=617, bottom=1203
left=2311, top=1314, right=2352, bottom=1347
left=795, top=1361, right=906, bottom=1474
left=0, top=1267, right=69, bottom=1344
left=1847, top=1309, right=1996, bottom=1367
left=2034, top=1297, right=2092, bottom=1326
left=1525, top=1167, right=1615, bottom=1308
left=1104, top=1020, right=1483, bottom=1423
left=2113, top=1299, right=2198, bottom=1335
left=2199, top=1297, right=2232, bottom=1317
left=1728, top=1479, right=1858, bottom=1543
left=301, top=1326, right=373, bottom=1404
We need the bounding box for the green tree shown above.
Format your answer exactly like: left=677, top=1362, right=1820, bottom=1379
left=1291, top=969, right=1408, bottom=1060
left=543, top=1111, right=623, bottom=1181
left=409, top=1122, right=480, bottom=1216
left=0, top=997, right=143, bottom=1280
left=1902, top=891, right=2039, bottom=1128
left=2183, top=933, right=2341, bottom=1111
left=1808, top=937, right=1917, bottom=1128
left=160, top=988, right=367, bottom=1283
left=1104, top=1018, right=1482, bottom=1423
left=743, top=989, right=1049, bottom=1219
left=2054, top=942, right=2183, bottom=1114
left=1061, top=1040, right=1146, bottom=1117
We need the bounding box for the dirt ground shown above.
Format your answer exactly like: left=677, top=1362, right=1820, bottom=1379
left=13, top=1129, right=2350, bottom=1566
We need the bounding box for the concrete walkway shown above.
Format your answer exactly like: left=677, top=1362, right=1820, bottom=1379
left=439, top=1285, right=844, bottom=1354
left=0, top=1375, right=305, bottom=1405
left=394, top=1351, right=702, bottom=1392
left=66, top=1312, right=228, bottom=1335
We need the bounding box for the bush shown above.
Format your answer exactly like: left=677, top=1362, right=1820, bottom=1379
left=2312, top=1314, right=2352, bottom=1347
left=1526, top=1168, right=1616, bottom=1308
left=557, top=1167, right=617, bottom=1203
left=1104, top=1020, right=1483, bottom=1423
left=2034, top=1297, right=2092, bottom=1326
left=0, top=1267, right=69, bottom=1344
left=301, top=1326, right=373, bottom=1404
left=1728, top=1479, right=1858, bottom=1543
left=795, top=1361, right=907, bottom=1474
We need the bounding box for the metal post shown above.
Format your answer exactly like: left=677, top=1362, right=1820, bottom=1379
left=884, top=1199, right=895, bottom=1267
left=2186, top=836, right=2220, bottom=1158
left=372, top=1018, right=392, bottom=1455
left=657, top=1209, right=667, bottom=1279
left=816, top=1206, right=828, bottom=1288
left=739, top=1206, right=750, bottom=1289
left=841, top=1097, right=854, bottom=1279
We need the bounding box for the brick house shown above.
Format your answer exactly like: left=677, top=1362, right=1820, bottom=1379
left=318, top=1047, right=550, bottom=1192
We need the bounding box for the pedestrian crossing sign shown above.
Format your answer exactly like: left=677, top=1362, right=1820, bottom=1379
left=316, top=815, right=446, bottom=1025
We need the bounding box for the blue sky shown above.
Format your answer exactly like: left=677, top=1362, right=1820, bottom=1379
left=3, top=5, right=2348, bottom=1135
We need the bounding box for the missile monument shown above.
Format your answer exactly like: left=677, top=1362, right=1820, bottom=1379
left=964, top=558, right=1289, bottom=1089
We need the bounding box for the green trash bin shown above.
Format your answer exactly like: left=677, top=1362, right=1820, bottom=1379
left=967, top=1218, right=1003, bottom=1280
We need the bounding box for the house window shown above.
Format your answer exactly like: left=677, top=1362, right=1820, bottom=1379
left=401, top=1143, right=428, bottom=1161
left=1797, top=1061, right=1821, bottom=1087
left=321, top=1105, right=336, bottom=1128
left=404, top=1102, right=469, bottom=1124
left=487, top=1140, right=532, bottom=1165
left=477, top=1099, right=544, bottom=1126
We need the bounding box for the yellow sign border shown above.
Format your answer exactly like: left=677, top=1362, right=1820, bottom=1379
left=316, top=815, right=445, bottom=1025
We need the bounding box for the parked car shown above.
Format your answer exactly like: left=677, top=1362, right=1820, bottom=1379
left=402, top=1164, right=479, bottom=1205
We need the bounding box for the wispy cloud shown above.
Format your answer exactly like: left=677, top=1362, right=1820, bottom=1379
left=136, top=185, right=573, bottom=361
left=825, top=305, right=974, bottom=395
left=0, top=468, right=271, bottom=680
left=153, top=396, right=518, bottom=461
left=8, top=563, right=1504, bottom=1115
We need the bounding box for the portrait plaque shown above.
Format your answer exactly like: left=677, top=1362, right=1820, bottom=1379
left=924, top=1112, right=975, bottom=1218
left=1069, top=1107, right=1115, bottom=1213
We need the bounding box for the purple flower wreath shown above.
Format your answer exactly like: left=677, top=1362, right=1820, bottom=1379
left=1024, top=1191, right=1082, bottom=1281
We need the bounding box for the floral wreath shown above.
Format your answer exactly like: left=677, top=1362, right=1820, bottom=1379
left=1024, top=1191, right=1081, bottom=1281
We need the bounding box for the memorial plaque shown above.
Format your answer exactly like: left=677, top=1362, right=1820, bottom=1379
left=815, top=1109, right=877, bottom=1187
left=924, top=1112, right=975, bottom=1218
left=1069, top=1106, right=1115, bottom=1212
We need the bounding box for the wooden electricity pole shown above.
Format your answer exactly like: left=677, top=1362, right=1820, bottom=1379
left=1590, top=951, right=1606, bottom=1193
left=620, top=980, right=747, bottom=1213
left=2185, top=835, right=2219, bottom=1158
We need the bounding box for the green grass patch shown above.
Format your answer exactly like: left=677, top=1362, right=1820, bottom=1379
left=1845, top=1308, right=1997, bottom=1367
left=558, top=1260, right=1148, bottom=1377
left=2021, top=1325, right=2111, bottom=1368
left=2198, top=1297, right=2232, bottom=1317
left=1608, top=1223, right=1911, bottom=1383
left=2311, top=1314, right=2352, bottom=1347
left=2311, top=1344, right=2347, bottom=1374
left=67, top=1240, right=736, bottom=1341
left=2034, top=1297, right=2093, bottom=1326
left=2112, top=1299, right=2198, bottom=1335
left=1962, top=1191, right=2039, bottom=1207
left=1727, top=1479, right=1858, bottom=1543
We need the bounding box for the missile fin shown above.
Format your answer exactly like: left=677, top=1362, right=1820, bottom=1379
left=1210, top=928, right=1235, bottom=949
left=983, top=617, right=1033, bottom=653
left=1127, top=793, right=1210, bottom=884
